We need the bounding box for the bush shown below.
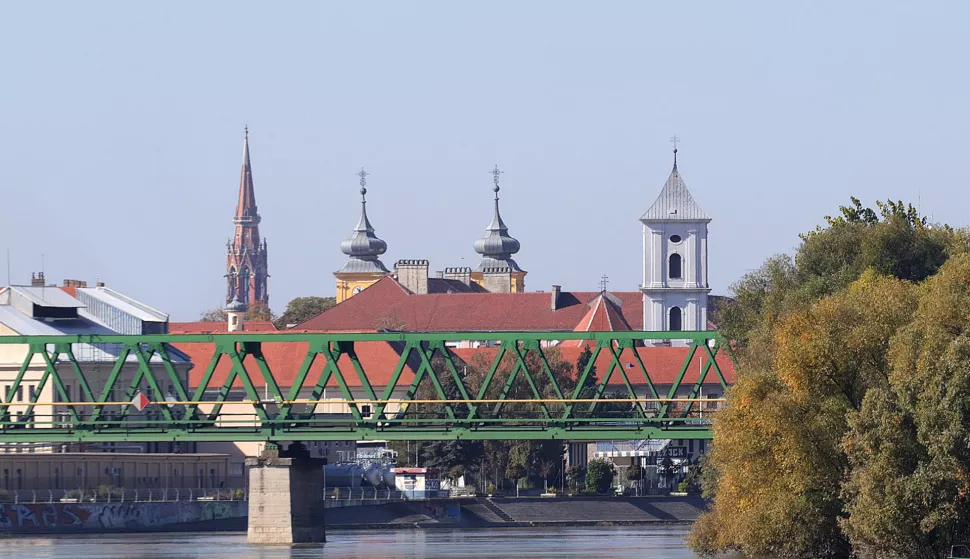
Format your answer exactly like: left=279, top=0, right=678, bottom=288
left=585, top=459, right=615, bottom=494
left=97, top=485, right=124, bottom=499
left=677, top=480, right=690, bottom=493
left=486, top=482, right=497, bottom=495
left=567, top=465, right=585, bottom=491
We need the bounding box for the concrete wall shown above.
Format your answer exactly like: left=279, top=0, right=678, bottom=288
left=0, top=501, right=246, bottom=532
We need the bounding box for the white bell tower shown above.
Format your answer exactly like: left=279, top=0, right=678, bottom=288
left=640, top=145, right=711, bottom=346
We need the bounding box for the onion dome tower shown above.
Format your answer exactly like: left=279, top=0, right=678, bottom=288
left=471, top=165, right=526, bottom=292
left=334, top=168, right=390, bottom=303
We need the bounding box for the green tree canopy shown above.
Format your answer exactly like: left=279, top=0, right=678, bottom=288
left=275, top=296, right=336, bottom=329
left=690, top=198, right=969, bottom=558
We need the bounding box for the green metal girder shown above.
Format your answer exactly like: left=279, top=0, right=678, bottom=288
left=0, top=331, right=731, bottom=443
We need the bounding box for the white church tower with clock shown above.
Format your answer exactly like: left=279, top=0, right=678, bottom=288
left=640, top=144, right=711, bottom=345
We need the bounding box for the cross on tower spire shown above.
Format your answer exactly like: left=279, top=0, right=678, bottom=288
left=599, top=274, right=609, bottom=292
left=670, top=135, right=680, bottom=167
left=357, top=167, right=369, bottom=199
left=491, top=165, right=503, bottom=199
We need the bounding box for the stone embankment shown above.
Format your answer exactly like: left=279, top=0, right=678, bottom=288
left=0, top=495, right=706, bottom=534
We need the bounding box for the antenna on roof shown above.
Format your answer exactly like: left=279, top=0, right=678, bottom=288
left=5, top=248, right=9, bottom=287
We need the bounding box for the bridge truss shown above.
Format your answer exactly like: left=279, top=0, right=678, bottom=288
left=0, top=331, right=731, bottom=443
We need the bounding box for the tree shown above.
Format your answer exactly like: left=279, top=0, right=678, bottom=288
left=690, top=198, right=957, bottom=558
left=199, top=300, right=275, bottom=323
left=567, top=465, right=584, bottom=491
left=585, top=459, right=614, bottom=494
left=626, top=463, right=643, bottom=488
left=274, top=296, right=336, bottom=330
left=199, top=308, right=227, bottom=322
left=247, top=300, right=275, bottom=322
left=841, top=254, right=970, bottom=558
left=538, top=460, right=556, bottom=492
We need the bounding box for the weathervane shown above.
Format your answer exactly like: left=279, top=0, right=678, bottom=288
left=244, top=125, right=249, bottom=138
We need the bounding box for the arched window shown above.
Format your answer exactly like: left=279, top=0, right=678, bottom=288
left=669, top=307, right=682, bottom=331
left=669, top=253, right=682, bottom=279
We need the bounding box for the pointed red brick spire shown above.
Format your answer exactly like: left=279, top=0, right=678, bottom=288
left=235, top=126, right=258, bottom=222
left=226, top=127, right=269, bottom=307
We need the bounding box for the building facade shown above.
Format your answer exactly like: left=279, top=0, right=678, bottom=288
left=640, top=148, right=711, bottom=345
left=0, top=280, right=193, bottom=454
left=225, top=129, right=269, bottom=307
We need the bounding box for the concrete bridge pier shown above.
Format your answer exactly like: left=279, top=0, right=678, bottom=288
left=246, top=442, right=327, bottom=545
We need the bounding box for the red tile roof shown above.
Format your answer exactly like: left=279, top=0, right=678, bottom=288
left=172, top=336, right=733, bottom=390
left=170, top=321, right=278, bottom=333
left=172, top=338, right=419, bottom=389
left=561, top=294, right=631, bottom=347
left=297, top=276, right=644, bottom=332
left=453, top=345, right=734, bottom=387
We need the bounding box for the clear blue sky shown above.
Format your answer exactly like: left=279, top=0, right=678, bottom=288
left=1, top=2, right=968, bottom=320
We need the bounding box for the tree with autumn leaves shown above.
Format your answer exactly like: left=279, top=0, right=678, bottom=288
left=690, top=199, right=970, bottom=558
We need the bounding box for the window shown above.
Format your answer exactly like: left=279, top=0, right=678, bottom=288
left=669, top=253, right=682, bottom=279
left=669, top=307, right=682, bottom=331
left=28, top=385, right=35, bottom=402
left=669, top=234, right=682, bottom=244
left=16, top=386, right=23, bottom=402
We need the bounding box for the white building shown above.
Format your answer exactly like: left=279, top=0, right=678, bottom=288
left=640, top=148, right=711, bottom=344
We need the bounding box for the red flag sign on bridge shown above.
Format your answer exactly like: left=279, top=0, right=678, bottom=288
left=131, top=392, right=150, bottom=412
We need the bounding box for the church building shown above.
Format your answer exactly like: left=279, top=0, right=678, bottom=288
left=225, top=129, right=269, bottom=307
left=333, top=166, right=527, bottom=302
left=640, top=147, right=711, bottom=345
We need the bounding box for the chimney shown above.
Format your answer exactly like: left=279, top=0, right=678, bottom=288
left=435, top=271, right=444, bottom=279
left=394, top=260, right=429, bottom=295
left=482, top=268, right=512, bottom=294
left=61, top=279, right=87, bottom=288
left=31, top=272, right=45, bottom=287
left=551, top=285, right=561, bottom=311
left=444, top=267, right=472, bottom=286
left=96, top=281, right=105, bottom=288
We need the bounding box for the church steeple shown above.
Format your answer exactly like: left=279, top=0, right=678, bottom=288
left=639, top=140, right=711, bottom=346
left=225, top=127, right=269, bottom=307
left=334, top=168, right=390, bottom=303
left=471, top=165, right=527, bottom=292
left=234, top=126, right=259, bottom=225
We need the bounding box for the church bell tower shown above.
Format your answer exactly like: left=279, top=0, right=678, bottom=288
left=225, top=128, right=269, bottom=307
left=640, top=143, right=710, bottom=345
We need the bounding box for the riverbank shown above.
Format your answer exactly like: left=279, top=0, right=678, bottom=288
left=0, top=496, right=707, bottom=535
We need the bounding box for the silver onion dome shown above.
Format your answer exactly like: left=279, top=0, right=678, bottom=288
left=336, top=168, right=390, bottom=274
left=224, top=296, right=247, bottom=313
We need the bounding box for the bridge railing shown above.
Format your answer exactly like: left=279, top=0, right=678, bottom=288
left=0, top=487, right=249, bottom=504
left=0, top=331, right=733, bottom=442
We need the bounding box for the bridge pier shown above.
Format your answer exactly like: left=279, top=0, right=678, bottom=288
left=245, top=443, right=327, bottom=545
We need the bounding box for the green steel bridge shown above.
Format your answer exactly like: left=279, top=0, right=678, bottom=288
left=0, top=331, right=731, bottom=443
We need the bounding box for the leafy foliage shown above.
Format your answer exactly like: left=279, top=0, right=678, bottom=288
left=274, top=296, right=336, bottom=329
left=585, top=459, right=614, bottom=494
left=691, top=198, right=969, bottom=558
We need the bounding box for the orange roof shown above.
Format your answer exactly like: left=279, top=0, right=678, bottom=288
left=170, top=321, right=278, bottom=333
left=172, top=338, right=419, bottom=389
left=561, top=294, right=631, bottom=347
left=452, top=345, right=734, bottom=387
left=297, top=276, right=643, bottom=332
left=173, top=338, right=732, bottom=390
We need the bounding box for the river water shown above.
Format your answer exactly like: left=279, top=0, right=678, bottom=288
left=1, top=527, right=698, bottom=558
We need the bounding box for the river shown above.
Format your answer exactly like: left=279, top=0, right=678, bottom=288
left=1, top=526, right=698, bottom=558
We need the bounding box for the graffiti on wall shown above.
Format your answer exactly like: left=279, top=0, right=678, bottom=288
left=0, top=501, right=245, bottom=532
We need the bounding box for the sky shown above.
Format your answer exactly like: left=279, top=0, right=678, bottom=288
left=1, top=1, right=968, bottom=321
